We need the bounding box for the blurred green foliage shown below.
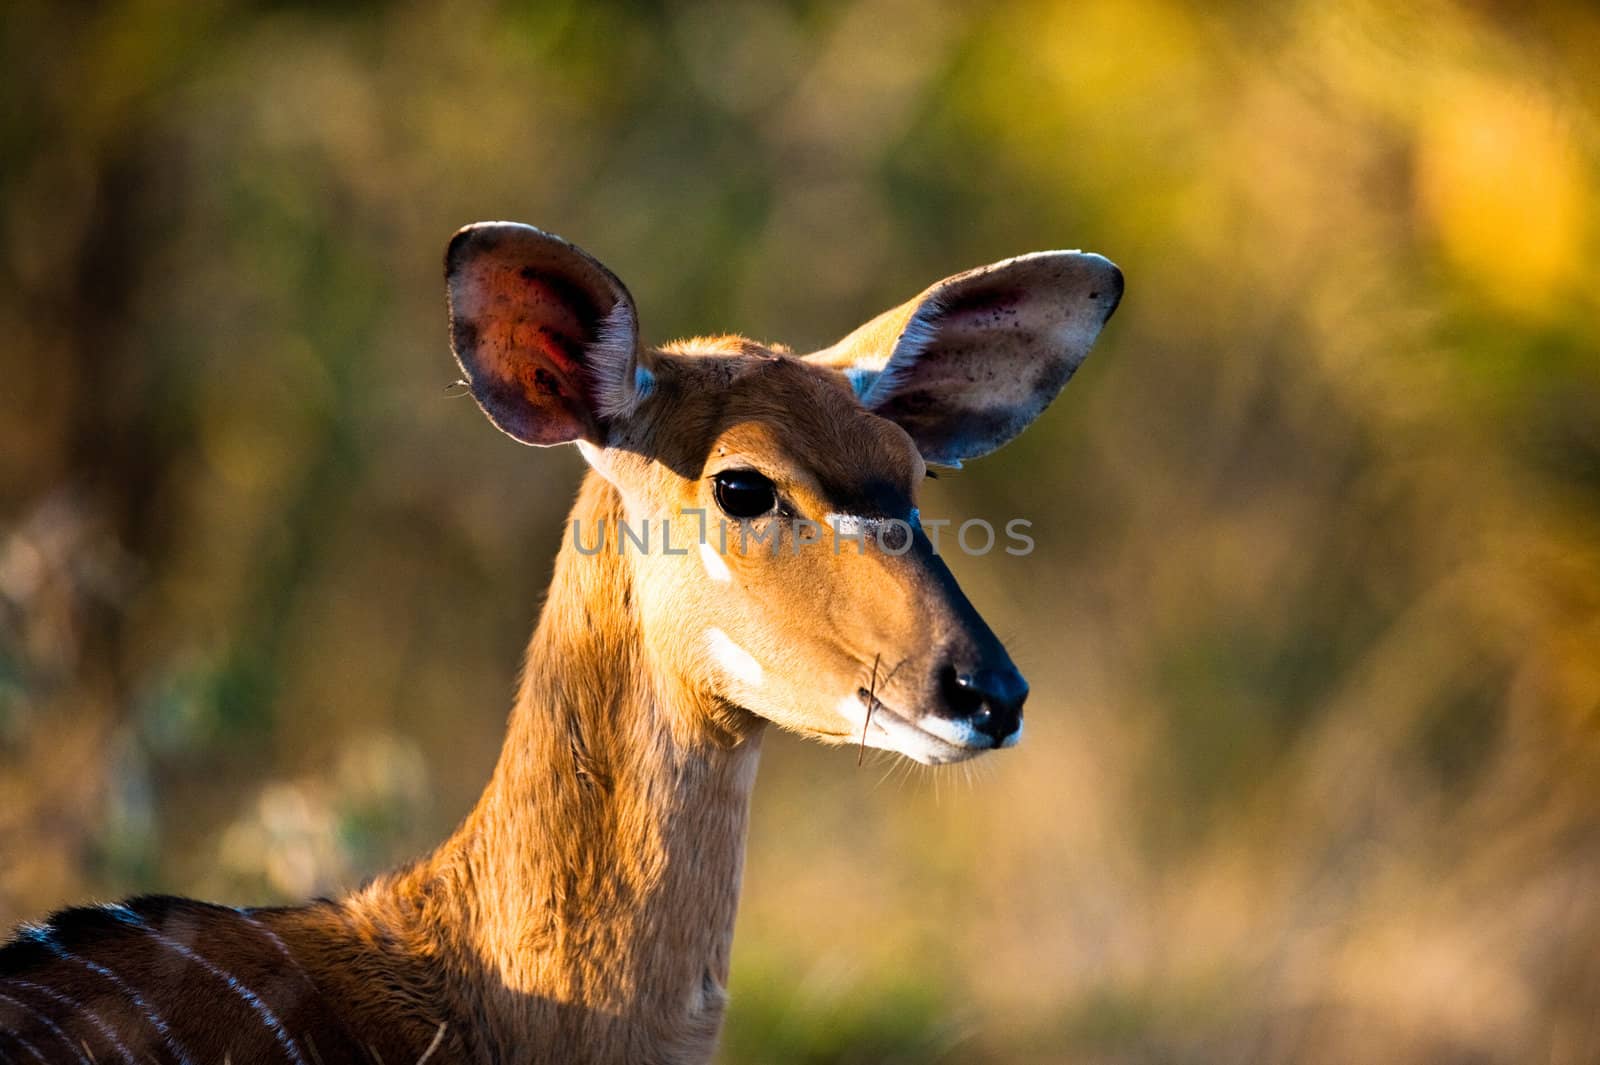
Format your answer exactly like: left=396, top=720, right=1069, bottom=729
left=3, top=1, right=1599, bottom=1062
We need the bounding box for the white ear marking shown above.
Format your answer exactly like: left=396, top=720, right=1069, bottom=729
left=861, top=294, right=944, bottom=406
left=699, top=542, right=732, bottom=583
left=707, top=628, right=763, bottom=686
left=843, top=367, right=877, bottom=400
left=592, top=302, right=643, bottom=419
left=807, top=249, right=1121, bottom=464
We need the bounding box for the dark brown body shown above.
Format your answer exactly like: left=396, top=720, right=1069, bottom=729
left=0, top=896, right=453, bottom=1064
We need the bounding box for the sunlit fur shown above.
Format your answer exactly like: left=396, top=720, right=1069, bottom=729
left=0, top=224, right=1119, bottom=1064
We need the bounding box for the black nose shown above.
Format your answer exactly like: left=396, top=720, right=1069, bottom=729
left=939, top=666, right=1028, bottom=746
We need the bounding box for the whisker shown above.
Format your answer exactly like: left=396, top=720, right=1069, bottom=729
left=857, top=653, right=880, bottom=767
left=868, top=748, right=905, bottom=788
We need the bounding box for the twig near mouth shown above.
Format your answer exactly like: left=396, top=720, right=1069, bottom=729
left=858, top=653, right=880, bottom=767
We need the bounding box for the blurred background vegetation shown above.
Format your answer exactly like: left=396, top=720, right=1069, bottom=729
left=3, top=1, right=1599, bottom=1061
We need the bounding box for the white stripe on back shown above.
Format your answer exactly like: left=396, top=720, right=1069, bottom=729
left=0, top=989, right=90, bottom=1065
left=107, top=906, right=308, bottom=1065
left=1, top=1028, right=49, bottom=1065
left=45, top=942, right=194, bottom=1065
left=2, top=978, right=129, bottom=1064
left=233, top=910, right=320, bottom=998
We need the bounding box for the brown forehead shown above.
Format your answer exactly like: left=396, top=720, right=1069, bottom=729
left=643, top=341, right=921, bottom=504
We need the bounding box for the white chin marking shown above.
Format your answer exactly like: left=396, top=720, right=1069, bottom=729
left=916, top=714, right=986, bottom=748
left=837, top=693, right=870, bottom=730
left=836, top=693, right=989, bottom=766
left=700, top=541, right=732, bottom=583
left=917, top=714, right=1021, bottom=750
left=707, top=628, right=763, bottom=687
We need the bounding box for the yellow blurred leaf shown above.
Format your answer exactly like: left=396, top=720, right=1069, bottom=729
left=1416, top=76, right=1588, bottom=314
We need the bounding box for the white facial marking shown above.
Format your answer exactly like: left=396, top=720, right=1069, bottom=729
left=707, top=628, right=763, bottom=687
left=699, top=541, right=732, bottom=583
left=916, top=714, right=986, bottom=748
left=836, top=692, right=869, bottom=730
left=839, top=690, right=1022, bottom=765
left=838, top=690, right=945, bottom=763
left=826, top=513, right=869, bottom=535
left=827, top=513, right=924, bottom=534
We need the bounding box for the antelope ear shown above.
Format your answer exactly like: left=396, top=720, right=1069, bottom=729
left=446, top=222, right=648, bottom=446
left=808, top=252, right=1123, bottom=466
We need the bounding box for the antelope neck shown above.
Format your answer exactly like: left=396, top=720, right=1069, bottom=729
left=380, top=473, right=764, bottom=1059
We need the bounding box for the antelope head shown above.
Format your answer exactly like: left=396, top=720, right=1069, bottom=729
left=447, top=223, right=1121, bottom=765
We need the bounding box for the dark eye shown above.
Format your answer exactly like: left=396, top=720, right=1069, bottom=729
left=712, top=469, right=777, bottom=519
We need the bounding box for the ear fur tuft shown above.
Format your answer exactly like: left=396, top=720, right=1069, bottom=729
left=808, top=251, right=1123, bottom=464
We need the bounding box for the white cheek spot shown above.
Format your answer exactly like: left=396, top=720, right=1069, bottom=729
left=707, top=628, right=763, bottom=687
left=826, top=513, right=869, bottom=535
left=699, top=541, right=732, bottom=583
